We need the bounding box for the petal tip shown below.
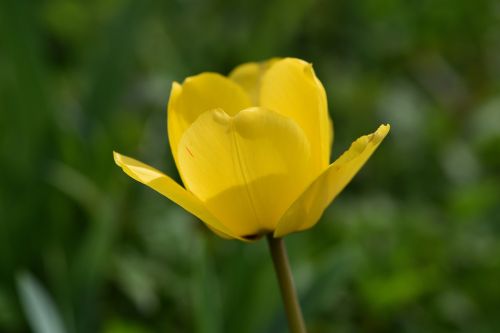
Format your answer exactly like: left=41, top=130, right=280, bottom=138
left=113, top=151, right=122, bottom=166
left=376, top=124, right=391, bottom=138
left=168, top=82, right=183, bottom=110
left=170, top=81, right=182, bottom=93
left=170, top=81, right=182, bottom=95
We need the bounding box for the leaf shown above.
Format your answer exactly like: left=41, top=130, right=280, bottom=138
left=16, top=272, right=67, bottom=333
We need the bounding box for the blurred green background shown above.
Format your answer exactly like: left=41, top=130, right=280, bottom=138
left=1, top=0, right=500, bottom=332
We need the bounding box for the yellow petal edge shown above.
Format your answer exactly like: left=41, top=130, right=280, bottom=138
left=274, top=124, right=390, bottom=237
left=113, top=151, right=245, bottom=241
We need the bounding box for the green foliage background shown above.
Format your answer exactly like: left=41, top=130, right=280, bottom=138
left=1, top=0, right=500, bottom=332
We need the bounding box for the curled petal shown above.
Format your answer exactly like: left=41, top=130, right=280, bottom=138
left=113, top=152, right=245, bottom=240
left=274, top=124, right=390, bottom=237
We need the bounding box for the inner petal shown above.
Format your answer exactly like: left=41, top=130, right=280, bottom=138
left=167, top=73, right=252, bottom=167
left=228, top=58, right=279, bottom=105
left=260, top=58, right=332, bottom=173
left=177, top=107, right=313, bottom=237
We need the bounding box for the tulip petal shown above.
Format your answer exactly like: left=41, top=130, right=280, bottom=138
left=274, top=124, right=390, bottom=237
left=167, top=73, right=252, bottom=167
left=177, top=107, right=313, bottom=238
left=113, top=151, right=244, bottom=240
left=228, top=58, right=279, bottom=105
left=260, top=58, right=333, bottom=172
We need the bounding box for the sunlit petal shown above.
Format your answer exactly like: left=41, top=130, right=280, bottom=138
left=177, top=107, right=313, bottom=238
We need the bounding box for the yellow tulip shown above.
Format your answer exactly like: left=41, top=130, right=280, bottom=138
left=114, top=58, right=389, bottom=241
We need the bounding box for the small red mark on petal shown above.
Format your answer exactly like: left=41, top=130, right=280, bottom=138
left=186, top=146, right=194, bottom=157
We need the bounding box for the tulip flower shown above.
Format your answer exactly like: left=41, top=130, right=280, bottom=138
left=114, top=58, right=389, bottom=332
left=114, top=58, right=389, bottom=240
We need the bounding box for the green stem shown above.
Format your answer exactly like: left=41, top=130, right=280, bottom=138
left=267, top=235, right=307, bottom=333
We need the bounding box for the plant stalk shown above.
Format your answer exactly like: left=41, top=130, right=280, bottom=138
left=267, top=234, right=307, bottom=333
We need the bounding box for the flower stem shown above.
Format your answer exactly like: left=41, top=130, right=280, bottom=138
left=266, top=235, right=307, bottom=333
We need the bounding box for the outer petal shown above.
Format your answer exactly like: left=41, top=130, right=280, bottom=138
left=228, top=58, right=279, bottom=105
left=274, top=124, right=390, bottom=237
left=177, top=107, right=313, bottom=238
left=260, top=58, right=333, bottom=173
left=113, top=152, right=245, bottom=241
left=167, top=73, right=252, bottom=166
